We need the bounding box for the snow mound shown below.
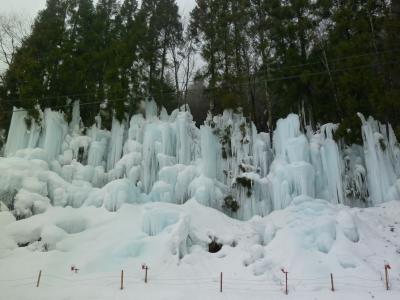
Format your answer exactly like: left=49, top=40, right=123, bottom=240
left=0, top=200, right=399, bottom=299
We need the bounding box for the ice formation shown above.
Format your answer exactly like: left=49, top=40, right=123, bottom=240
left=1, top=101, right=399, bottom=220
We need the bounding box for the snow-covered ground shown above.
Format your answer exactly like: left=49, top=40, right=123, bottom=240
left=0, top=198, right=399, bottom=299
left=1, top=101, right=400, bottom=299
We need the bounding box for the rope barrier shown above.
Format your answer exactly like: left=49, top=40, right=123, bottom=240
left=0, top=268, right=397, bottom=295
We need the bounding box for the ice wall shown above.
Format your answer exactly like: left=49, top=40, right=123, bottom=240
left=4, top=108, right=41, bottom=156
left=310, top=123, right=345, bottom=205
left=358, top=113, right=400, bottom=204
left=107, top=118, right=125, bottom=171
left=2, top=101, right=400, bottom=220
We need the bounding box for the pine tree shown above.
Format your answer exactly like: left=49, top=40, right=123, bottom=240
left=93, top=0, right=121, bottom=125
left=2, top=0, right=68, bottom=123
left=64, top=0, right=97, bottom=125
left=326, top=0, right=387, bottom=143
left=117, top=0, right=140, bottom=118
left=381, top=0, right=400, bottom=137
left=191, top=0, right=249, bottom=113
left=190, top=0, right=220, bottom=110
left=138, top=0, right=182, bottom=110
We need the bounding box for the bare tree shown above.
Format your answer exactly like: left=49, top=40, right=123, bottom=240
left=180, top=30, right=196, bottom=105
left=168, top=17, right=196, bottom=109
left=0, top=13, right=31, bottom=79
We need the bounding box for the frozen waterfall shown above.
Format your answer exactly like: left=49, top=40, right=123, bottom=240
left=1, top=101, right=399, bottom=220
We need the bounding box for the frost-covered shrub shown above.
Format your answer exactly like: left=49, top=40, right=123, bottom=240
left=218, top=125, right=232, bottom=159
left=343, top=146, right=369, bottom=205
left=223, top=195, right=239, bottom=213
left=234, top=176, right=253, bottom=197
left=208, top=239, right=222, bottom=253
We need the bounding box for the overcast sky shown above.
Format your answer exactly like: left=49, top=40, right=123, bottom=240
left=1, top=0, right=196, bottom=18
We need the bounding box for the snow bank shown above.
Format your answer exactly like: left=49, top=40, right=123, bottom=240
left=1, top=199, right=399, bottom=299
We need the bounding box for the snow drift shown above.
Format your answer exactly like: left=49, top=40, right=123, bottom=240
left=0, top=198, right=399, bottom=299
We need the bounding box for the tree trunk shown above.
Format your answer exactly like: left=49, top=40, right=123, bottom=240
left=265, top=66, right=273, bottom=145
left=392, top=0, right=400, bottom=16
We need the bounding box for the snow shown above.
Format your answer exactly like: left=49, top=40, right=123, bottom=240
left=13, top=189, right=50, bottom=219
left=1, top=102, right=400, bottom=298
left=0, top=199, right=399, bottom=299
left=40, top=225, right=68, bottom=250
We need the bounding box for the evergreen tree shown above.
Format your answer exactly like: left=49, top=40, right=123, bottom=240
left=190, top=0, right=221, bottom=111
left=64, top=0, right=97, bottom=125
left=326, top=0, right=387, bottom=143
left=137, top=0, right=182, bottom=110
left=117, top=0, right=141, bottom=118
left=3, top=0, right=68, bottom=123
left=191, top=0, right=251, bottom=113
left=381, top=0, right=400, bottom=137
left=93, top=0, right=121, bottom=125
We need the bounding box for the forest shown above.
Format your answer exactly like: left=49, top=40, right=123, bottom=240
left=0, top=0, right=399, bottom=144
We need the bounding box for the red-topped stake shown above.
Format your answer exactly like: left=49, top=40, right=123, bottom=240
left=385, top=264, right=391, bottom=290
left=71, top=265, right=79, bottom=273
left=281, top=268, right=288, bottom=295
left=142, top=264, right=149, bottom=283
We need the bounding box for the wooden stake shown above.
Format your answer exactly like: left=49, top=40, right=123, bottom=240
left=385, top=264, right=391, bottom=291
left=281, top=268, right=288, bottom=295
left=120, top=270, right=124, bottom=290
left=36, top=270, right=42, bottom=288
left=141, top=264, right=149, bottom=283
left=285, top=272, right=288, bottom=295
left=220, top=272, right=223, bottom=293
left=330, top=273, right=335, bottom=292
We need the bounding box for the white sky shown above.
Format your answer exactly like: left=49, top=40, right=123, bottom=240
left=0, top=0, right=196, bottom=18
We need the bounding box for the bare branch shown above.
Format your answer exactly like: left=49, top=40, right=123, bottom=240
left=0, top=13, right=32, bottom=75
